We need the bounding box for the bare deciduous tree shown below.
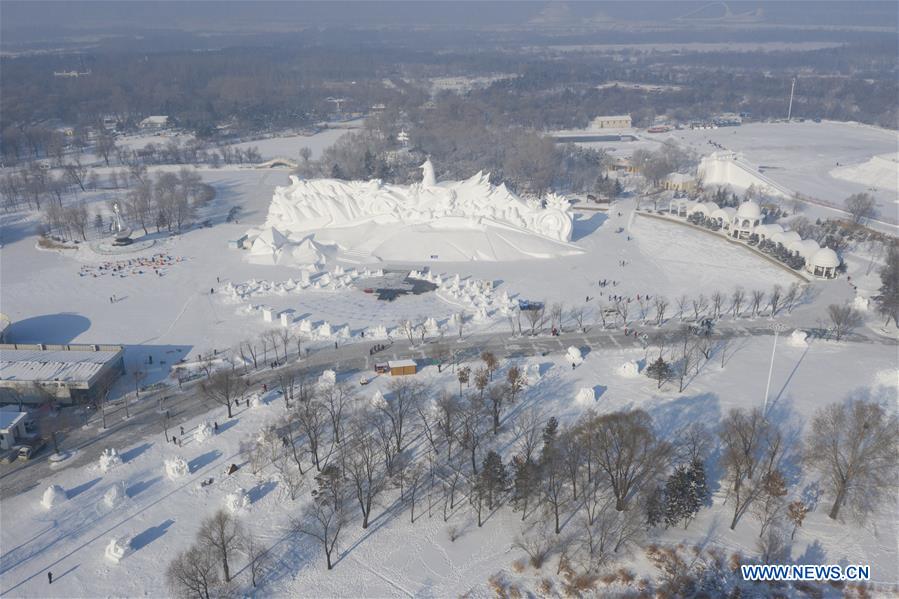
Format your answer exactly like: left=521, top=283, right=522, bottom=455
left=523, top=305, right=546, bottom=336
left=166, top=543, right=219, bottom=599
left=826, top=303, right=862, bottom=341
left=377, top=378, right=424, bottom=453
left=201, top=368, right=244, bottom=418
left=731, top=287, right=745, bottom=318
left=768, top=285, right=783, bottom=317
left=654, top=296, right=669, bottom=325
left=805, top=398, right=898, bottom=521
left=321, top=381, right=354, bottom=444
left=719, top=408, right=784, bottom=530
left=295, top=470, right=345, bottom=570
left=342, top=425, right=387, bottom=529
left=588, top=410, right=669, bottom=511
left=845, top=192, right=877, bottom=224
left=196, top=509, right=242, bottom=583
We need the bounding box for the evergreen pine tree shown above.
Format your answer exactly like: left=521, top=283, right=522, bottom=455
left=664, top=466, right=690, bottom=528
left=688, top=458, right=709, bottom=507
left=541, top=417, right=558, bottom=462
left=645, top=356, right=672, bottom=389
left=480, top=450, right=509, bottom=510
left=645, top=485, right=666, bottom=528
left=511, top=455, right=539, bottom=520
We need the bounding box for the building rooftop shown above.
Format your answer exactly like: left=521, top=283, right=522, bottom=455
left=0, top=346, right=123, bottom=384
left=0, top=410, right=27, bottom=433
left=387, top=359, right=417, bottom=369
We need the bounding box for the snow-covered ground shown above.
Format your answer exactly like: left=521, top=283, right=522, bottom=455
left=1, top=125, right=897, bottom=597
left=230, top=122, right=362, bottom=161
left=668, top=121, right=899, bottom=213
left=565, top=120, right=899, bottom=219
left=0, top=335, right=895, bottom=597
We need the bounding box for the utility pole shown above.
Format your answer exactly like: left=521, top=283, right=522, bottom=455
left=787, top=78, right=796, bottom=121
left=763, top=323, right=788, bottom=414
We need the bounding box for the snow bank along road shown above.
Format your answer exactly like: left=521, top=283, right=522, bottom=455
left=0, top=322, right=893, bottom=500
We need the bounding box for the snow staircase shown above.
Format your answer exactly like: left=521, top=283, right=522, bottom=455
left=340, top=248, right=376, bottom=264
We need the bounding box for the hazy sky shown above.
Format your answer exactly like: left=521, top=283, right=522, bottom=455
left=2, top=1, right=896, bottom=45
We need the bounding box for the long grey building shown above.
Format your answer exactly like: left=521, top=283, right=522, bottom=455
left=0, top=343, right=125, bottom=405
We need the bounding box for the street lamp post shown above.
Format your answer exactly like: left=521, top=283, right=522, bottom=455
left=763, top=322, right=788, bottom=414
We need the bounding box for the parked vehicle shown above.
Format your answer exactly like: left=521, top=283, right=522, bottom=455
left=17, top=438, right=46, bottom=461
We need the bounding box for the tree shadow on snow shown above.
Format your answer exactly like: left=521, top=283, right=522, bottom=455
left=66, top=478, right=102, bottom=499
left=130, top=519, right=175, bottom=552
left=188, top=450, right=221, bottom=473
left=215, top=419, right=239, bottom=434
left=248, top=480, right=278, bottom=503
left=795, top=539, right=827, bottom=565
left=120, top=442, right=153, bottom=463
left=126, top=477, right=162, bottom=498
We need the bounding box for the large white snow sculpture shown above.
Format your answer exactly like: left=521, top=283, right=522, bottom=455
left=567, top=346, right=584, bottom=367
left=165, top=456, right=190, bottom=480
left=254, top=159, right=575, bottom=244
left=103, top=482, right=127, bottom=508
left=225, top=487, right=250, bottom=513
left=99, top=448, right=123, bottom=473
left=42, top=485, right=67, bottom=509
left=616, top=361, right=641, bottom=378
left=195, top=421, right=213, bottom=444
left=105, top=536, right=131, bottom=563
left=575, top=388, right=595, bottom=406
left=787, top=329, right=809, bottom=348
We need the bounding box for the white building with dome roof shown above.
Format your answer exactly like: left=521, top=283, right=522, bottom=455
left=730, top=200, right=762, bottom=240
left=807, top=247, right=840, bottom=279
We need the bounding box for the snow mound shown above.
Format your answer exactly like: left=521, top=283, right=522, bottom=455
left=575, top=388, right=595, bottom=405
left=526, top=362, right=542, bottom=382
left=41, top=485, right=67, bottom=510
left=195, top=421, right=213, bottom=443
left=225, top=487, right=250, bottom=513
left=616, top=361, right=641, bottom=378
left=567, top=346, right=584, bottom=367
left=319, top=369, right=337, bottom=387
left=165, top=456, right=190, bottom=480
left=368, top=324, right=389, bottom=339
left=371, top=390, right=387, bottom=409
left=852, top=295, right=870, bottom=312
left=831, top=153, right=899, bottom=194
left=103, top=482, right=127, bottom=509
left=249, top=393, right=262, bottom=408
left=787, top=329, right=809, bottom=348
left=99, top=448, right=123, bottom=473
left=105, top=536, right=131, bottom=563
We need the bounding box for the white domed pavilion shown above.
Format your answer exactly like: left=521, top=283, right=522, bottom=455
left=807, top=247, right=840, bottom=278
left=730, top=200, right=762, bottom=240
